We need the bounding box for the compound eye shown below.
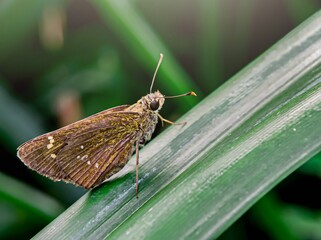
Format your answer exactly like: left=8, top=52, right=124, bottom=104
left=150, top=100, right=159, bottom=111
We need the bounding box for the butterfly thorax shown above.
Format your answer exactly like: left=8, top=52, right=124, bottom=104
left=126, top=90, right=165, bottom=144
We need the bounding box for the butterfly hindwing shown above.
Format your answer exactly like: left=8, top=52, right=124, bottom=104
left=17, top=105, right=142, bottom=188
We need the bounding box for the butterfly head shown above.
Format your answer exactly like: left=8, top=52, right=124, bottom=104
left=142, top=90, right=165, bottom=112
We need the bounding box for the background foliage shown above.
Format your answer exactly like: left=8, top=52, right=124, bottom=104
left=1, top=0, right=321, bottom=239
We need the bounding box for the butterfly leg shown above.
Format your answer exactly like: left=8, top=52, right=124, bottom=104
left=136, top=140, right=139, bottom=199
left=158, top=114, right=186, bottom=126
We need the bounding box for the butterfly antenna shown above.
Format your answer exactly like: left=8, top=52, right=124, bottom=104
left=150, top=53, right=164, bottom=93
left=164, top=91, right=197, bottom=99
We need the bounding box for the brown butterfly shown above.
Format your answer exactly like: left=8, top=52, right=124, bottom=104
left=17, top=53, right=196, bottom=198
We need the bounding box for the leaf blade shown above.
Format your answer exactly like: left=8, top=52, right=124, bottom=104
left=33, top=9, right=321, bottom=240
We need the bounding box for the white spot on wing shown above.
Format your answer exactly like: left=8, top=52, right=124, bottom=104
left=80, top=145, right=84, bottom=149
left=95, top=163, right=99, bottom=168
left=50, top=154, right=56, bottom=159
left=77, top=156, right=80, bottom=159
left=87, top=160, right=91, bottom=165
left=47, top=136, right=55, bottom=147
left=81, top=155, right=88, bottom=160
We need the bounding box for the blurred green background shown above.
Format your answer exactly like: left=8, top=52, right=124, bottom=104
left=1, top=0, right=321, bottom=239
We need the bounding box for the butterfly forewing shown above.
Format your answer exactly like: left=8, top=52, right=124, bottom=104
left=17, top=105, right=142, bottom=188
left=56, top=112, right=140, bottom=188
left=18, top=134, right=67, bottom=180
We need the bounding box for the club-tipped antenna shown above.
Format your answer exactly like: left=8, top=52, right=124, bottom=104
left=150, top=53, right=164, bottom=93
left=164, top=91, right=197, bottom=99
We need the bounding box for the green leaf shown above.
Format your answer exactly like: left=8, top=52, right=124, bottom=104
left=0, top=172, right=64, bottom=221
left=253, top=194, right=321, bottom=240
left=299, top=152, right=321, bottom=176
left=285, top=0, right=320, bottom=23
left=91, top=0, right=201, bottom=110
left=0, top=84, right=44, bottom=149
left=251, top=194, right=299, bottom=240
left=0, top=0, right=66, bottom=61
left=33, top=9, right=321, bottom=240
